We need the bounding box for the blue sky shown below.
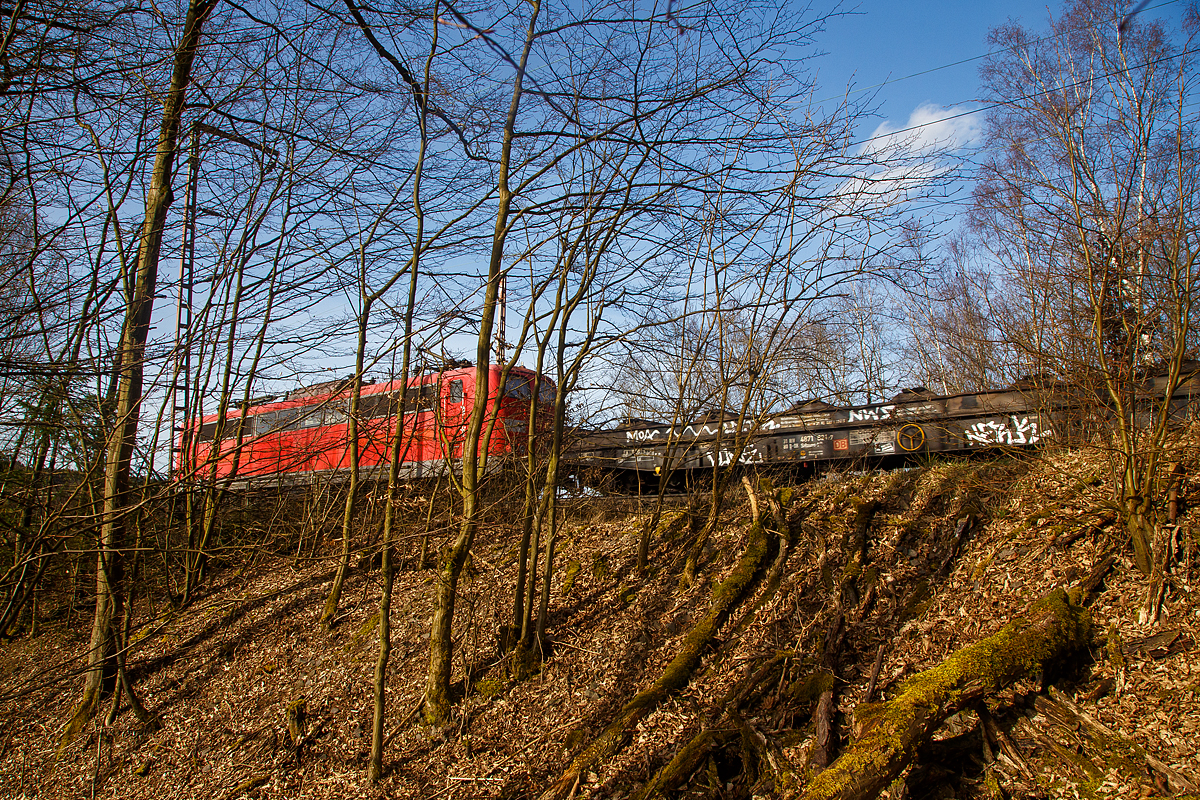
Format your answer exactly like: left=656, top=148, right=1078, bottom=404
left=818, top=2, right=1052, bottom=129
left=815, top=0, right=1188, bottom=150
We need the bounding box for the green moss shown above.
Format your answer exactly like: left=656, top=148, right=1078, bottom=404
left=617, top=584, right=639, bottom=605
left=852, top=700, right=886, bottom=735
left=1023, top=505, right=1058, bottom=528
left=972, top=552, right=996, bottom=581
left=820, top=561, right=834, bottom=591
left=802, top=589, right=1091, bottom=800
left=899, top=580, right=931, bottom=622
left=507, top=641, right=541, bottom=681
left=899, top=589, right=1088, bottom=697
left=564, top=726, right=589, bottom=752
left=658, top=511, right=689, bottom=540
left=1106, top=624, right=1126, bottom=671
left=60, top=688, right=99, bottom=750
left=779, top=486, right=795, bottom=508
left=1044, top=737, right=1104, bottom=782
left=1044, top=523, right=1068, bottom=540
left=788, top=670, right=834, bottom=705
left=983, top=768, right=1004, bottom=799
left=841, top=554, right=862, bottom=584
left=562, top=560, right=582, bottom=596
left=592, top=553, right=609, bottom=581
left=474, top=678, right=505, bottom=699
left=350, top=611, right=380, bottom=648
left=286, top=697, right=306, bottom=744
left=908, top=599, right=933, bottom=620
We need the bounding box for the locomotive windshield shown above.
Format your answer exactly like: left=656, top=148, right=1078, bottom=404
left=504, top=375, right=555, bottom=403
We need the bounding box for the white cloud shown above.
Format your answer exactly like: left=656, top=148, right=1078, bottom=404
left=827, top=103, right=982, bottom=216
left=865, top=102, right=982, bottom=156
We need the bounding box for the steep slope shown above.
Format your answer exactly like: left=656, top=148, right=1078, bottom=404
left=1, top=445, right=1197, bottom=799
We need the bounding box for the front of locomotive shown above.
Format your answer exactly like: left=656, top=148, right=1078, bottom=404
left=491, top=365, right=557, bottom=455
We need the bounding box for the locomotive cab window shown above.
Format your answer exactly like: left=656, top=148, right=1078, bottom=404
left=449, top=380, right=464, bottom=404
left=404, top=383, right=438, bottom=414
left=197, top=415, right=252, bottom=442
left=505, top=376, right=532, bottom=400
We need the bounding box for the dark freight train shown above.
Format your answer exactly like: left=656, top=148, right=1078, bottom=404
left=565, top=367, right=1200, bottom=490
left=566, top=386, right=1056, bottom=491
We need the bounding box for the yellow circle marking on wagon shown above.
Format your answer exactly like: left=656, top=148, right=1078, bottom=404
left=897, top=423, right=926, bottom=452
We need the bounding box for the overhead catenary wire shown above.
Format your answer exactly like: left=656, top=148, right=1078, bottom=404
left=820, top=0, right=1181, bottom=108
left=854, top=38, right=1200, bottom=150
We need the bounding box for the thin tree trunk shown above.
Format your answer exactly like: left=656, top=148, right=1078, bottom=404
left=64, top=0, right=216, bottom=743
left=321, top=311, right=370, bottom=629
left=423, top=0, right=541, bottom=726
left=369, top=3, right=436, bottom=771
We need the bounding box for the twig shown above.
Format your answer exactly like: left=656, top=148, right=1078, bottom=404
left=554, top=639, right=602, bottom=656
left=863, top=644, right=885, bottom=703
left=383, top=694, right=424, bottom=748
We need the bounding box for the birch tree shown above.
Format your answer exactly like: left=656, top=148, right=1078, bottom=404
left=973, top=0, right=1200, bottom=597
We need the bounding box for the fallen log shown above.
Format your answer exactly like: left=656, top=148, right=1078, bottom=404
left=635, top=727, right=738, bottom=800
left=636, top=649, right=796, bottom=800
left=794, top=587, right=1091, bottom=800
left=539, top=488, right=780, bottom=800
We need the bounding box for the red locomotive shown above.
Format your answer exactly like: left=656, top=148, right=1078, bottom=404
left=181, top=363, right=555, bottom=488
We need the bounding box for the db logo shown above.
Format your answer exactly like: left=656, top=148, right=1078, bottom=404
left=833, top=439, right=849, bottom=451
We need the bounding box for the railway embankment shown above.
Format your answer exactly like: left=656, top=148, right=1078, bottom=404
left=2, top=445, right=1198, bottom=799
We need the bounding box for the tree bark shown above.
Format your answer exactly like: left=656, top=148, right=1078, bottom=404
left=794, top=588, right=1091, bottom=800
left=539, top=512, right=777, bottom=800
left=423, top=0, right=541, bottom=726
left=65, top=0, right=216, bottom=744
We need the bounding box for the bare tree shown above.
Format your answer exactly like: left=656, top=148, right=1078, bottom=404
left=65, top=0, right=218, bottom=738
left=900, top=235, right=1011, bottom=395
left=973, top=0, right=1200, bottom=599
left=372, top=0, right=895, bottom=724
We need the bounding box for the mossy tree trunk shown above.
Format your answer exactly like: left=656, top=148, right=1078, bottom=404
left=794, top=588, right=1091, bottom=800
left=424, top=0, right=541, bottom=726
left=539, top=498, right=780, bottom=800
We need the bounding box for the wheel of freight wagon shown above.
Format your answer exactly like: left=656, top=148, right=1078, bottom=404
left=896, top=423, right=926, bottom=452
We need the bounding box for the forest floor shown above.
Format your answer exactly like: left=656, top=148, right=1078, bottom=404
left=2, top=444, right=1199, bottom=799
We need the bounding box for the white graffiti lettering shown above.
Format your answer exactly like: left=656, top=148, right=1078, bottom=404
left=964, top=416, right=1051, bottom=446
left=681, top=424, right=718, bottom=437
left=848, top=405, right=895, bottom=422
left=702, top=444, right=764, bottom=467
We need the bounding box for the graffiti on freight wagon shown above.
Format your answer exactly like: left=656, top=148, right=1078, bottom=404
left=963, top=416, right=1049, bottom=446
left=703, top=443, right=764, bottom=467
